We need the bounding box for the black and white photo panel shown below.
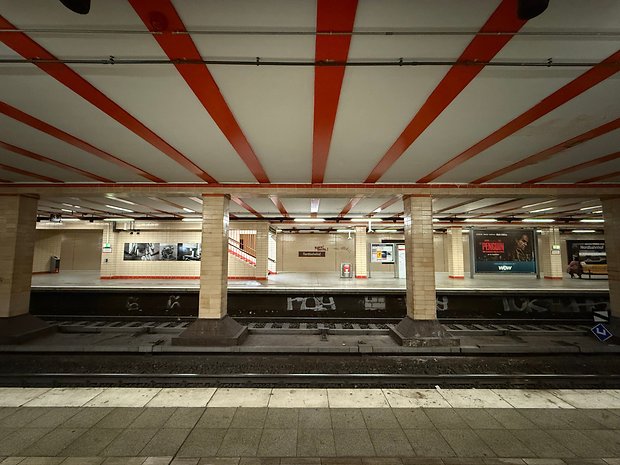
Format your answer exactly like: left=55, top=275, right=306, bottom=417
left=159, top=243, right=178, bottom=261
left=124, top=243, right=161, bottom=261
left=178, top=242, right=201, bottom=261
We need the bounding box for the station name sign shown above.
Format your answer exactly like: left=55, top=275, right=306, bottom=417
left=299, top=251, right=326, bottom=257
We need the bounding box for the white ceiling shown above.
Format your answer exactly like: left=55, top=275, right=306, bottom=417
left=0, top=0, right=618, bottom=222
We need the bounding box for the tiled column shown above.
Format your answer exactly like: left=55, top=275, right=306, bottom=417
left=354, top=226, right=367, bottom=278
left=254, top=222, right=270, bottom=280
left=173, top=194, right=247, bottom=346
left=0, top=195, right=52, bottom=343
left=602, top=198, right=620, bottom=329
left=390, top=195, right=458, bottom=346
left=540, top=227, right=563, bottom=279
left=447, top=226, right=465, bottom=279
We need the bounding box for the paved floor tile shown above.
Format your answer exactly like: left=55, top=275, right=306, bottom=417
left=101, top=457, right=147, bottom=465
left=164, top=408, right=205, bottom=429
left=454, top=409, right=504, bottom=429
left=361, top=409, right=400, bottom=429
left=580, top=409, right=620, bottom=429
left=328, top=390, right=388, bottom=408
left=169, top=459, right=200, bottom=465
left=511, top=430, right=575, bottom=458
left=96, top=408, right=145, bottom=428
left=27, top=409, right=81, bottom=428
left=142, top=458, right=173, bottom=465
left=485, top=409, right=538, bottom=430
left=18, top=458, right=64, bottom=465
left=59, top=457, right=105, bottom=464
left=208, top=389, right=271, bottom=408
left=61, top=408, right=114, bottom=428
left=146, top=388, right=216, bottom=408
left=330, top=409, right=366, bottom=429
left=0, top=389, right=51, bottom=407
left=517, top=410, right=572, bottom=429
left=0, top=408, right=19, bottom=421
left=0, top=408, right=51, bottom=428
left=140, top=428, right=191, bottom=456
left=281, top=459, right=321, bottom=465
left=522, top=460, right=569, bottom=465
left=392, top=409, right=434, bottom=430
left=547, top=429, right=612, bottom=457
left=439, top=390, right=512, bottom=409
left=299, top=409, right=332, bottom=429
left=493, top=390, right=573, bottom=409
left=440, top=429, right=496, bottom=457
left=360, top=459, right=403, bottom=465
left=269, top=389, right=328, bottom=408
left=238, top=458, right=280, bottom=465
left=19, top=428, right=87, bottom=456
left=424, top=409, right=469, bottom=429
left=257, top=428, right=297, bottom=457
left=368, top=429, right=414, bottom=456
left=582, top=429, right=620, bottom=455
left=176, top=428, right=227, bottom=457
left=321, top=459, right=363, bottom=465
left=197, top=458, right=240, bottom=465
left=333, top=429, right=376, bottom=456
left=475, top=429, right=536, bottom=457
left=102, top=429, right=159, bottom=456
left=401, top=459, right=444, bottom=465
left=383, top=390, right=451, bottom=409
left=85, top=389, right=161, bottom=408
left=551, top=409, right=609, bottom=429
left=0, top=429, right=52, bottom=455
left=217, top=429, right=262, bottom=456
left=0, top=458, right=25, bottom=465
left=230, top=408, right=268, bottom=429
left=296, top=429, right=336, bottom=456
left=196, top=408, right=236, bottom=429
left=0, top=428, right=16, bottom=441
left=24, top=389, right=104, bottom=408
left=403, top=429, right=455, bottom=457
left=264, top=408, right=298, bottom=429
left=129, top=408, right=176, bottom=429
left=550, top=390, right=620, bottom=409
left=59, top=428, right=122, bottom=456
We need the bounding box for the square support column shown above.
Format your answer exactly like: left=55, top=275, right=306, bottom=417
left=254, top=222, right=270, bottom=280
left=173, top=194, right=247, bottom=346
left=447, top=226, right=465, bottom=279
left=0, top=195, right=53, bottom=343
left=390, top=195, right=458, bottom=347
left=354, top=226, right=368, bottom=278
left=540, top=227, right=563, bottom=280
left=602, top=198, right=620, bottom=333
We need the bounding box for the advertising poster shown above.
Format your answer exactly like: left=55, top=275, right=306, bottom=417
left=474, top=229, right=536, bottom=273
left=123, top=242, right=200, bottom=261
left=159, top=243, right=178, bottom=261
left=124, top=243, right=160, bottom=261
left=370, top=243, right=395, bottom=263
left=566, top=240, right=607, bottom=275
left=177, top=243, right=201, bottom=261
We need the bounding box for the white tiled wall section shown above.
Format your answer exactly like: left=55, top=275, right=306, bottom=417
left=355, top=226, right=368, bottom=277
left=0, top=195, right=37, bottom=318
left=539, top=227, right=563, bottom=279
left=404, top=196, right=436, bottom=320
left=33, top=230, right=62, bottom=273
left=603, top=198, right=620, bottom=319
left=446, top=226, right=464, bottom=278
left=276, top=234, right=355, bottom=272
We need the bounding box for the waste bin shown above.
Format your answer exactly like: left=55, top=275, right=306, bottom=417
left=340, top=262, right=352, bottom=278
left=50, top=256, right=60, bottom=273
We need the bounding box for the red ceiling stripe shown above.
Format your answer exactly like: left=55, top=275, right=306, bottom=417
left=0, top=101, right=165, bottom=183
left=129, top=0, right=269, bottom=184
left=526, top=151, right=620, bottom=184
left=578, top=171, right=620, bottom=184
left=231, top=195, right=264, bottom=219
left=0, top=140, right=113, bottom=183
left=311, top=0, right=358, bottom=184
left=0, top=162, right=62, bottom=183
left=269, top=196, right=289, bottom=217
left=0, top=15, right=215, bottom=183
left=338, top=196, right=363, bottom=217
left=365, top=0, right=526, bottom=183
left=369, top=197, right=400, bottom=216
left=419, top=49, right=620, bottom=183
left=473, top=118, right=620, bottom=183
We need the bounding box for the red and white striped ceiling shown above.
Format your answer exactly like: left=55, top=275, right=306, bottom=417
left=0, top=0, right=618, bottom=221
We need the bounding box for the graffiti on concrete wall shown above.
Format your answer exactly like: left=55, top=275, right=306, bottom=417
left=286, top=296, right=336, bottom=312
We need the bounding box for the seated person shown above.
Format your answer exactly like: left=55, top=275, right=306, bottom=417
left=567, top=258, right=583, bottom=278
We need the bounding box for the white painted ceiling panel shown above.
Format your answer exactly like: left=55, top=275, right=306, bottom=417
left=0, top=149, right=87, bottom=182
left=243, top=198, right=279, bottom=215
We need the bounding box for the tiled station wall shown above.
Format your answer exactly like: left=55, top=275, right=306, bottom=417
left=33, top=222, right=604, bottom=277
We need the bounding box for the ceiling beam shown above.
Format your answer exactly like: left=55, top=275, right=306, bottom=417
left=527, top=151, right=620, bottom=183
left=473, top=118, right=620, bottom=183
left=0, top=15, right=215, bottom=183
left=0, top=162, right=62, bottom=183
left=269, top=196, right=289, bottom=218
left=418, top=49, right=620, bottom=183
left=365, top=0, right=527, bottom=183
left=311, top=0, right=357, bottom=183
left=129, top=0, right=269, bottom=184
left=338, top=196, right=363, bottom=217
left=0, top=140, right=113, bottom=183
left=369, top=196, right=400, bottom=216
left=231, top=195, right=264, bottom=218
left=578, top=171, right=620, bottom=184
left=0, top=102, right=164, bottom=183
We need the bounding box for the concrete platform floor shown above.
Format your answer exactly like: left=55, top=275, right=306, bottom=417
left=32, top=271, right=609, bottom=293
left=0, top=387, right=619, bottom=464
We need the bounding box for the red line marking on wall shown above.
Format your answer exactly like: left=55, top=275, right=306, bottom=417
left=0, top=15, right=215, bottom=183
left=419, top=50, right=620, bottom=183
left=129, top=0, right=269, bottom=183
left=312, top=0, right=357, bottom=183
left=365, top=0, right=527, bottom=183
left=473, top=118, right=620, bottom=183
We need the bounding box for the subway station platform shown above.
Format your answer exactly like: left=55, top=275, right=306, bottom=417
left=0, top=387, right=619, bottom=464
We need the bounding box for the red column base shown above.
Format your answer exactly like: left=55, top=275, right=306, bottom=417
left=448, top=275, right=465, bottom=279
left=355, top=275, right=368, bottom=279
left=544, top=276, right=564, bottom=280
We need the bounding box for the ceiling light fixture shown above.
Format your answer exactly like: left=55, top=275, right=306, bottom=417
left=105, top=204, right=134, bottom=213
left=571, top=229, right=596, bottom=233
left=181, top=218, right=202, bottom=222
left=521, top=199, right=555, bottom=209
left=351, top=218, right=382, bottom=222
left=579, top=205, right=602, bottom=211
left=182, top=207, right=195, bottom=213
left=105, top=196, right=136, bottom=206
left=293, top=218, right=325, bottom=222
left=521, top=218, right=555, bottom=223
left=529, top=207, right=554, bottom=213
left=580, top=219, right=604, bottom=223
left=463, top=218, right=498, bottom=223
left=103, top=218, right=133, bottom=222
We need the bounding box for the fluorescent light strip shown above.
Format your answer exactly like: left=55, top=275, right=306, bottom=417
left=580, top=219, right=604, bottom=223
left=377, top=229, right=399, bottom=233
left=464, top=218, right=497, bottom=223
left=294, top=218, right=325, bottom=222
left=350, top=218, right=383, bottom=222
left=521, top=199, right=554, bottom=209
left=181, top=218, right=202, bottom=222
left=182, top=207, right=195, bottom=213
left=572, top=229, right=596, bottom=233
left=579, top=205, right=602, bottom=211
left=103, top=218, right=133, bottom=222
left=521, top=218, right=555, bottom=223
left=61, top=209, right=73, bottom=213
left=106, top=196, right=136, bottom=206
left=105, top=204, right=134, bottom=213
left=529, top=207, right=554, bottom=213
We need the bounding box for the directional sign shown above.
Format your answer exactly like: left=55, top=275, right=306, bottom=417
left=591, top=323, right=613, bottom=342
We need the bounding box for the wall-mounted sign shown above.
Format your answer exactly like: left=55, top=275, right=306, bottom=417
left=102, top=242, right=112, bottom=253
left=474, top=229, right=536, bottom=273
left=299, top=251, right=326, bottom=257
left=123, top=242, right=201, bottom=261
left=371, top=243, right=394, bottom=263
left=566, top=240, right=607, bottom=275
